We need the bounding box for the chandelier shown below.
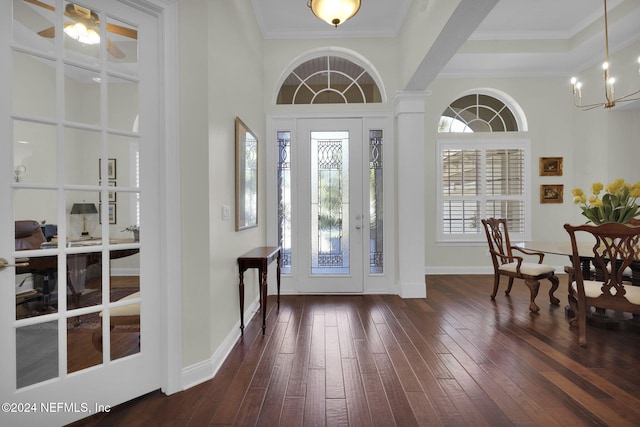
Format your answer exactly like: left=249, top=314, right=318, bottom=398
left=308, top=0, right=361, bottom=28
left=570, top=0, right=640, bottom=110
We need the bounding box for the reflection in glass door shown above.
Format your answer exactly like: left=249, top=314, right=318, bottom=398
left=2, top=1, right=161, bottom=424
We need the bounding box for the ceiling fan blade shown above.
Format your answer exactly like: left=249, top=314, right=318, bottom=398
left=37, top=26, right=55, bottom=38
left=106, top=38, right=125, bottom=59
left=23, top=0, right=55, bottom=12
left=107, top=23, right=138, bottom=40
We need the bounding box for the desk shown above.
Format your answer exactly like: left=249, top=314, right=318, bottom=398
left=237, top=246, right=281, bottom=335
left=16, top=242, right=139, bottom=311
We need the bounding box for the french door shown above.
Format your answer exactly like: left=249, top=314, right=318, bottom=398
left=271, top=116, right=391, bottom=294
left=1, top=1, right=161, bottom=425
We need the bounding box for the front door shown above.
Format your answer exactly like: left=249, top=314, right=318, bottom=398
left=271, top=115, right=391, bottom=294
left=297, top=118, right=364, bottom=293
left=1, top=1, right=161, bottom=425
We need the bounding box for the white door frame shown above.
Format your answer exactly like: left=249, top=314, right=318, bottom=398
left=266, top=112, right=395, bottom=295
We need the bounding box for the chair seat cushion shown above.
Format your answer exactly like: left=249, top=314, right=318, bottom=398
left=99, top=291, right=140, bottom=317
left=499, top=262, right=555, bottom=276
left=571, top=281, right=640, bottom=305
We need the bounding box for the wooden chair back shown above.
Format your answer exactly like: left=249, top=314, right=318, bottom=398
left=564, top=222, right=640, bottom=345
left=481, top=218, right=514, bottom=267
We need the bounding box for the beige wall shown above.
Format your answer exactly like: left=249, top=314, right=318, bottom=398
left=179, top=0, right=266, bottom=367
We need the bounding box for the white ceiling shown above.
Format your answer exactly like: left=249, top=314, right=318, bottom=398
left=252, top=0, right=640, bottom=78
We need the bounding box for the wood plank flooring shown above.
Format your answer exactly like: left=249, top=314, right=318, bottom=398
left=69, top=274, right=640, bottom=426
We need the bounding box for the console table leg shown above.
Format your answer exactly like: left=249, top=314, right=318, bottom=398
left=261, top=269, right=268, bottom=335
left=239, top=270, right=245, bottom=335
left=276, top=252, right=281, bottom=310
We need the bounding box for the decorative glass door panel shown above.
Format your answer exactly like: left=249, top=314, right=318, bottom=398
left=298, top=119, right=363, bottom=293
left=311, top=132, right=350, bottom=275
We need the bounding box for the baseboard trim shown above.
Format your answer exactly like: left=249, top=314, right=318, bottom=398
left=425, top=266, right=493, bottom=275
left=424, top=266, right=565, bottom=275
left=180, top=297, right=260, bottom=391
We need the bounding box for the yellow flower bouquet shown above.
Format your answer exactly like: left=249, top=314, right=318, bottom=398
left=572, top=179, right=640, bottom=224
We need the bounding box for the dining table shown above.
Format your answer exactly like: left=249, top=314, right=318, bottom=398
left=523, top=240, right=640, bottom=326
left=522, top=241, right=640, bottom=287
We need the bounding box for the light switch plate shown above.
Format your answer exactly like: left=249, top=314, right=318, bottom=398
left=222, top=205, right=231, bottom=221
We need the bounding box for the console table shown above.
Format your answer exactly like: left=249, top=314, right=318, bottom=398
left=237, top=246, right=281, bottom=335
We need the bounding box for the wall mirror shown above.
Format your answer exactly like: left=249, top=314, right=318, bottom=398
left=235, top=117, right=258, bottom=230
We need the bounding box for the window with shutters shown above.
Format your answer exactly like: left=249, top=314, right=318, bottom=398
left=437, top=91, right=530, bottom=243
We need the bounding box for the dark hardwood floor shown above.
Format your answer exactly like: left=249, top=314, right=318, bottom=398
left=69, top=274, right=640, bottom=426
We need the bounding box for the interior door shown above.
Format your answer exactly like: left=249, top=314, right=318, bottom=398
left=1, top=1, right=161, bottom=425
left=297, top=118, right=364, bottom=293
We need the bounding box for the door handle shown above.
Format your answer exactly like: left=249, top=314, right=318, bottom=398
left=0, top=258, right=30, bottom=271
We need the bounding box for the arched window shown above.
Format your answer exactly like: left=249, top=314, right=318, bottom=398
left=436, top=90, right=530, bottom=243
left=438, top=92, right=520, bottom=133
left=276, top=55, right=382, bottom=104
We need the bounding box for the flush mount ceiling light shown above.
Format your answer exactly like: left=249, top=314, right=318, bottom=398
left=308, top=0, right=361, bottom=28
left=570, top=0, right=640, bottom=110
left=64, top=22, right=100, bottom=45
left=62, top=3, right=101, bottom=45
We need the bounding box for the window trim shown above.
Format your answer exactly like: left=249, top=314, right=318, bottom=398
left=436, top=137, right=532, bottom=244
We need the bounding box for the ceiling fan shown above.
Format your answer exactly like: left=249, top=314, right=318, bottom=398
left=24, top=0, right=137, bottom=59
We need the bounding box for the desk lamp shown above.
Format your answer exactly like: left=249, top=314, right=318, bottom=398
left=71, top=202, right=98, bottom=236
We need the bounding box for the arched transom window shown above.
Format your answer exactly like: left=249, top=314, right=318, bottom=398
left=438, top=93, right=519, bottom=133
left=277, top=56, right=382, bottom=105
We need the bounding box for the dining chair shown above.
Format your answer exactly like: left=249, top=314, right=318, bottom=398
left=481, top=218, right=560, bottom=312
left=564, top=222, right=640, bottom=347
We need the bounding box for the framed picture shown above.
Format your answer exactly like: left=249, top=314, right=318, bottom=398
left=99, top=158, right=117, bottom=180
left=99, top=181, right=117, bottom=202
left=100, top=202, right=117, bottom=224
left=540, top=184, right=564, bottom=204
left=539, top=157, right=563, bottom=176
left=235, top=117, right=258, bottom=231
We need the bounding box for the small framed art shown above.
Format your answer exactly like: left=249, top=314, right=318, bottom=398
left=540, top=184, right=564, bottom=204
left=539, top=157, right=563, bottom=176
left=99, top=158, right=117, bottom=180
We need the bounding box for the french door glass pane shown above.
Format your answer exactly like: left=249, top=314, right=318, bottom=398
left=310, top=131, right=350, bottom=275
left=12, top=51, right=56, bottom=119
left=16, top=321, right=58, bottom=388
left=108, top=75, right=139, bottom=132
left=14, top=120, right=58, bottom=185
left=64, top=63, right=100, bottom=126
left=106, top=16, right=138, bottom=67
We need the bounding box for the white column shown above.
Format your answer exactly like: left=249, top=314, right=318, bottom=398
left=394, top=92, right=428, bottom=298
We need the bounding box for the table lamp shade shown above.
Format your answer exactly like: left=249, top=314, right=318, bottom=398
left=70, top=203, right=98, bottom=215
